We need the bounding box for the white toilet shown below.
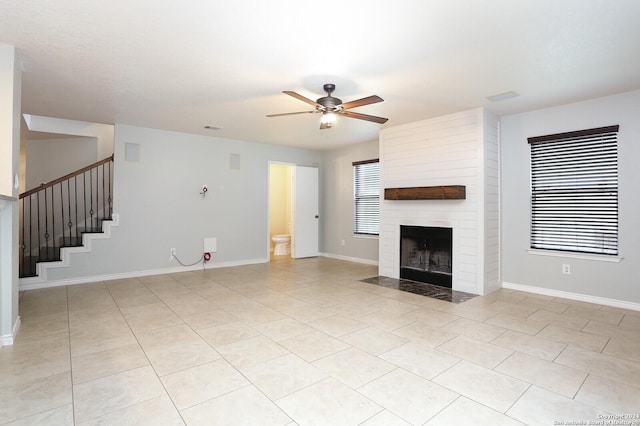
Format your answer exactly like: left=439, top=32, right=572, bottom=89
left=272, top=234, right=291, bottom=256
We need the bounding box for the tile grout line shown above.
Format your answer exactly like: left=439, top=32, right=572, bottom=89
left=65, top=284, right=76, bottom=426
left=105, top=278, right=190, bottom=425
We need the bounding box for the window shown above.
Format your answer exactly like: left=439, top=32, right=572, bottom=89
left=529, top=125, right=619, bottom=255
left=353, top=159, right=380, bottom=235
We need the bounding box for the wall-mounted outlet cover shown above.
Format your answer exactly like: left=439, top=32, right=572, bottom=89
left=204, top=237, right=217, bottom=253
left=562, top=264, right=571, bottom=275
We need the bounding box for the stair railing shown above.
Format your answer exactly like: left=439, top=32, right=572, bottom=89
left=19, top=155, right=114, bottom=278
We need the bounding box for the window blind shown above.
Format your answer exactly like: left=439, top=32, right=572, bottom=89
left=529, top=125, right=619, bottom=255
left=353, top=159, right=380, bottom=235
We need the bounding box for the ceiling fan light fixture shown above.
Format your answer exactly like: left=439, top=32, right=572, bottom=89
left=320, top=111, right=337, bottom=127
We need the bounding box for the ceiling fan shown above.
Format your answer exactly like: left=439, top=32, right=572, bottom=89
left=267, top=83, right=388, bottom=129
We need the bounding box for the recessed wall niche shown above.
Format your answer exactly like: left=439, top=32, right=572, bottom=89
left=125, top=143, right=140, bottom=162
left=230, top=153, right=241, bottom=170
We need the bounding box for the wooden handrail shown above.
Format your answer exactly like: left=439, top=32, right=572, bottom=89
left=19, top=154, right=114, bottom=199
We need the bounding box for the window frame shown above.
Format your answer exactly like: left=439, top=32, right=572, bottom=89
left=528, top=125, right=619, bottom=256
left=353, top=159, right=380, bottom=236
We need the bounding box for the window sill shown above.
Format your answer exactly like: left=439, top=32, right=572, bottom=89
left=527, top=249, right=623, bottom=263
left=353, top=234, right=379, bottom=240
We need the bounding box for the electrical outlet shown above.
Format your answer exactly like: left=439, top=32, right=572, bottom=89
left=562, top=264, right=571, bottom=275
left=169, top=248, right=176, bottom=260
left=340, top=239, right=345, bottom=246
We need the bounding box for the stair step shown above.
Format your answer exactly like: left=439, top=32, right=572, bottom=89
left=19, top=220, right=113, bottom=278
left=69, top=237, right=83, bottom=246
left=20, top=256, right=38, bottom=278
left=38, top=247, right=61, bottom=262
left=19, top=156, right=114, bottom=279
left=58, top=236, right=83, bottom=247
left=82, top=227, right=104, bottom=233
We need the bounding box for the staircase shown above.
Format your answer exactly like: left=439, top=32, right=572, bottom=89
left=19, top=155, right=114, bottom=278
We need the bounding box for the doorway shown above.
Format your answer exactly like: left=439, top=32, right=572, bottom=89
left=268, top=163, right=319, bottom=260
left=268, top=163, right=293, bottom=260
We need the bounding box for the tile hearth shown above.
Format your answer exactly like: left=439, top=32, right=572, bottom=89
left=2, top=257, right=639, bottom=425
left=361, top=276, right=477, bottom=303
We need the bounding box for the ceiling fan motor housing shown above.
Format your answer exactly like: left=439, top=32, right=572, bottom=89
left=316, top=96, right=342, bottom=110
left=317, top=83, right=342, bottom=111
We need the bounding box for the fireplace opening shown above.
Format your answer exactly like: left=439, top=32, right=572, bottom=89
left=400, top=225, right=452, bottom=288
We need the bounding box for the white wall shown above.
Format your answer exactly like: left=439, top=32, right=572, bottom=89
left=23, top=115, right=114, bottom=160
left=379, top=108, right=500, bottom=295
left=25, top=137, right=98, bottom=190
left=43, top=124, right=322, bottom=281
left=321, top=139, right=379, bottom=264
left=0, top=43, right=21, bottom=345
left=0, top=44, right=17, bottom=198
left=483, top=111, right=501, bottom=294
left=501, top=90, right=640, bottom=305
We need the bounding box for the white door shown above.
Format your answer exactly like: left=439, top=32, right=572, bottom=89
left=293, top=166, right=319, bottom=258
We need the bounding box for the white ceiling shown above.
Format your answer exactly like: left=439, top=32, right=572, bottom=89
left=2, top=0, right=640, bottom=150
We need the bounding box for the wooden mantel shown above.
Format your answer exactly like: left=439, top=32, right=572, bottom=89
left=384, top=185, right=466, bottom=200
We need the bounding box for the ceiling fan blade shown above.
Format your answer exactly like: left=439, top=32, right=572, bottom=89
left=341, top=110, right=389, bottom=124
left=283, top=91, right=322, bottom=108
left=340, top=95, right=384, bottom=110
left=266, top=111, right=316, bottom=118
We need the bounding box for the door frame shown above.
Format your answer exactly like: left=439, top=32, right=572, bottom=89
left=267, top=161, right=296, bottom=261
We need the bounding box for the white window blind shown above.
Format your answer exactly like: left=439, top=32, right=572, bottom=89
left=529, top=125, right=619, bottom=255
left=353, top=159, right=379, bottom=235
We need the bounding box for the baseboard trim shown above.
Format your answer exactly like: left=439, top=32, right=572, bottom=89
left=502, top=281, right=640, bottom=312
left=19, top=258, right=269, bottom=291
left=1, top=316, right=20, bottom=346
left=319, top=252, right=379, bottom=266
left=19, top=253, right=378, bottom=291
left=19, top=255, right=376, bottom=291
left=204, top=258, right=268, bottom=270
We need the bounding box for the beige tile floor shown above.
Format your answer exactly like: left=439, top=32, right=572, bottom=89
left=2, top=257, right=640, bottom=425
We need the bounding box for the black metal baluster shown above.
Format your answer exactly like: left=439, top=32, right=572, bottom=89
left=43, top=188, right=49, bottom=260
left=102, top=163, right=106, bottom=223
left=60, top=182, right=65, bottom=247
left=83, top=172, right=87, bottom=232
left=37, top=192, right=41, bottom=263
left=90, top=168, right=94, bottom=230
left=69, top=175, right=78, bottom=241
left=29, top=196, right=33, bottom=276
left=29, top=196, right=33, bottom=274
left=108, top=160, right=112, bottom=217
left=95, top=167, right=99, bottom=229
left=51, top=185, right=56, bottom=259
left=67, top=179, right=72, bottom=246
left=74, top=176, right=79, bottom=241
left=95, top=166, right=99, bottom=224
left=20, top=198, right=25, bottom=276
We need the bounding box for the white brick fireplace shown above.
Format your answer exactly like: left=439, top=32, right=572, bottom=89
left=378, top=108, right=500, bottom=295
